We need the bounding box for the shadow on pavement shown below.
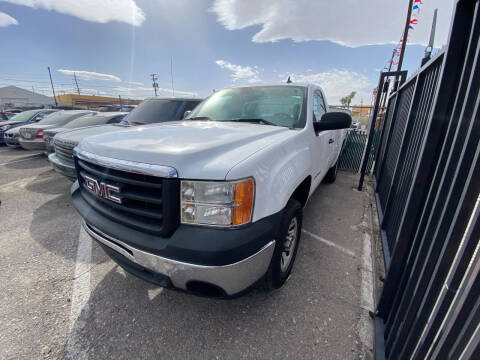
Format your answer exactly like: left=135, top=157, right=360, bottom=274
left=24, top=170, right=70, bottom=195
left=5, top=154, right=48, bottom=170
left=62, top=225, right=363, bottom=359
left=29, top=191, right=106, bottom=265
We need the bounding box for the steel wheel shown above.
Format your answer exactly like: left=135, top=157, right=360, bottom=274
left=280, top=217, right=298, bottom=272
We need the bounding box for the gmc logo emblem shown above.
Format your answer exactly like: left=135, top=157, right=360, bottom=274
left=84, top=175, right=121, bottom=204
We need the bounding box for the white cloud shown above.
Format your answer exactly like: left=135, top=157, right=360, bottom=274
left=212, top=0, right=454, bottom=47
left=57, top=69, right=121, bottom=82
left=216, top=60, right=261, bottom=83
left=126, top=81, right=144, bottom=86
left=0, top=11, right=18, bottom=27
left=2, top=0, right=145, bottom=26
left=285, top=69, right=373, bottom=105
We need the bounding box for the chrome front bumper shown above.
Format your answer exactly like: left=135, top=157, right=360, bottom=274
left=48, top=153, right=76, bottom=180
left=83, top=221, right=275, bottom=295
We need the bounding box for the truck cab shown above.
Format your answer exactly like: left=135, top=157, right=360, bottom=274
left=71, top=84, right=351, bottom=297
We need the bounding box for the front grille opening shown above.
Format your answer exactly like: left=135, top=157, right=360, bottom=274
left=75, top=156, right=180, bottom=236
left=186, top=281, right=227, bottom=298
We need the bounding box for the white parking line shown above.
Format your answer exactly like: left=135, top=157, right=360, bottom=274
left=66, top=227, right=92, bottom=360
left=0, top=154, right=44, bottom=166
left=302, top=229, right=356, bottom=257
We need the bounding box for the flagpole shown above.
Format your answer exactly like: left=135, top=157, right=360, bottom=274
left=395, top=0, right=414, bottom=89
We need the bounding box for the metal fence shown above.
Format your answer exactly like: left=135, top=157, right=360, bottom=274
left=373, top=1, right=480, bottom=359
left=339, top=130, right=379, bottom=173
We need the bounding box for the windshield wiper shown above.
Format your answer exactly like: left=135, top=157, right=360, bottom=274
left=188, top=116, right=213, bottom=120
left=229, top=118, right=278, bottom=126
left=129, top=121, right=147, bottom=125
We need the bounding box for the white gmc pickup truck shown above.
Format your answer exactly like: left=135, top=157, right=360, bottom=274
left=72, top=83, right=351, bottom=297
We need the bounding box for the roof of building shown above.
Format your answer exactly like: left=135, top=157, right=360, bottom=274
left=0, top=86, right=54, bottom=105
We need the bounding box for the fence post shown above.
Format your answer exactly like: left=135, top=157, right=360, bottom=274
left=358, top=70, right=408, bottom=191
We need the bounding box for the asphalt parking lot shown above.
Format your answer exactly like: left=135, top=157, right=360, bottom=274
left=0, top=147, right=375, bottom=360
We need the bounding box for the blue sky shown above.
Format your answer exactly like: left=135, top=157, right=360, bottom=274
left=0, top=0, right=454, bottom=104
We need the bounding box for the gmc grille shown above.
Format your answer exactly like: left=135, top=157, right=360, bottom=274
left=54, top=141, right=75, bottom=166
left=75, top=157, right=180, bottom=236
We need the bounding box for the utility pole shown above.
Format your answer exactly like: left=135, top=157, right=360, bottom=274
left=118, top=95, right=123, bottom=107
left=48, top=66, right=58, bottom=107
left=150, top=73, right=159, bottom=96
left=170, top=56, right=175, bottom=97
left=395, top=0, right=414, bottom=88
left=74, top=72, right=81, bottom=95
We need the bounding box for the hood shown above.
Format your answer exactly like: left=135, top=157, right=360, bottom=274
left=0, top=119, right=28, bottom=128
left=55, top=124, right=128, bottom=145
left=77, top=121, right=297, bottom=179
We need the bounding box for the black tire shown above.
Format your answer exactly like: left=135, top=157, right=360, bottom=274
left=265, top=199, right=303, bottom=290
left=323, top=159, right=338, bottom=183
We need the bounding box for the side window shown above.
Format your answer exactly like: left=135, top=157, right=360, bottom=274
left=312, top=90, right=326, bottom=121
left=32, top=113, right=45, bottom=122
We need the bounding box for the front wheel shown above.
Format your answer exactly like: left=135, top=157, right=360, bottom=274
left=265, top=199, right=302, bottom=290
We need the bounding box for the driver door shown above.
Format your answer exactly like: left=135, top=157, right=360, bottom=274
left=311, top=89, right=330, bottom=188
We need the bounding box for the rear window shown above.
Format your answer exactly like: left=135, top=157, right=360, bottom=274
left=62, top=114, right=111, bottom=128
left=39, top=111, right=93, bottom=126
left=126, top=99, right=201, bottom=124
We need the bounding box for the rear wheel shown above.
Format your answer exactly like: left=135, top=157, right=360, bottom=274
left=265, top=199, right=302, bottom=290
left=323, top=159, right=338, bottom=183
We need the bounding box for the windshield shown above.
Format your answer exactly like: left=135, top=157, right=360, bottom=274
left=62, top=114, right=110, bottom=128
left=38, top=111, right=92, bottom=126
left=127, top=99, right=200, bottom=124
left=8, top=110, right=39, bottom=122
left=187, top=86, right=307, bottom=128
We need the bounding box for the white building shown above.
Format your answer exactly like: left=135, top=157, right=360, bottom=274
left=0, top=86, right=54, bottom=108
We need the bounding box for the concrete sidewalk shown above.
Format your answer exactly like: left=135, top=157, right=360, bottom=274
left=0, top=156, right=375, bottom=359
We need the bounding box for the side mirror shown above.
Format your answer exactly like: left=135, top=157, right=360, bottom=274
left=183, top=110, right=192, bottom=119
left=313, top=112, right=352, bottom=132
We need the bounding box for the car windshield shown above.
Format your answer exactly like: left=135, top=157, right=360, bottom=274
left=62, top=114, right=111, bottom=128
left=38, top=111, right=92, bottom=126
left=126, top=99, right=200, bottom=124
left=8, top=110, right=39, bottom=122
left=187, top=86, right=306, bottom=128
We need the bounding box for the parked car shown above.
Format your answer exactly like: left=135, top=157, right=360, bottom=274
left=0, top=109, right=58, bottom=146
left=71, top=84, right=351, bottom=297
left=98, top=104, right=136, bottom=112
left=4, top=126, right=22, bottom=147
left=49, top=97, right=202, bottom=180
left=0, top=112, right=16, bottom=121
left=44, top=112, right=127, bottom=154
left=19, top=110, right=94, bottom=150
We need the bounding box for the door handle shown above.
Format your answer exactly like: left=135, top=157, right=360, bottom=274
left=328, top=138, right=334, bottom=144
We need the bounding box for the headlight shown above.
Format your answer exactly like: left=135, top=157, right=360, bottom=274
left=1, top=125, right=11, bottom=131
left=181, top=178, right=254, bottom=226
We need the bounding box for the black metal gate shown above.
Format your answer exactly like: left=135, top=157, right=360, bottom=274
left=373, top=0, right=480, bottom=358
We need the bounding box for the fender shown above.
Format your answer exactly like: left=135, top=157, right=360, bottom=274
left=226, top=131, right=312, bottom=222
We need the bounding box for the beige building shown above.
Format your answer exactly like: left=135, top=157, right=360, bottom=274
left=56, top=94, right=141, bottom=109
